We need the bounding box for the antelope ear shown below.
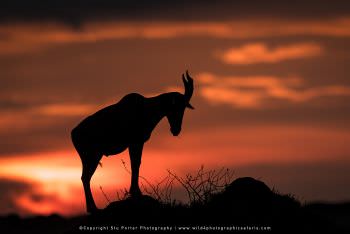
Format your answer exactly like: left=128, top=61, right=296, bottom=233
left=186, top=103, right=195, bottom=109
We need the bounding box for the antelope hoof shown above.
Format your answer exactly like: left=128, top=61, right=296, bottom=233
left=130, top=188, right=142, bottom=197
left=87, top=206, right=100, bottom=214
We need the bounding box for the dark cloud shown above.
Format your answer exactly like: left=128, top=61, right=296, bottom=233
left=28, top=192, right=58, bottom=203
left=0, top=178, right=33, bottom=214
left=0, top=116, right=78, bottom=156
left=1, top=0, right=350, bottom=27
left=0, top=177, right=76, bottom=216
left=0, top=100, right=32, bottom=111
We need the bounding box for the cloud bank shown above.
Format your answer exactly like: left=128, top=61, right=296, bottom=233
left=198, top=73, right=350, bottom=108
left=1, top=18, right=350, bottom=55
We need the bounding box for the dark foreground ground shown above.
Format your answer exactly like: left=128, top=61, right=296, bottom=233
left=1, top=177, right=349, bottom=233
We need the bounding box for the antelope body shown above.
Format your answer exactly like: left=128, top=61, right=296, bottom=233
left=71, top=71, right=194, bottom=213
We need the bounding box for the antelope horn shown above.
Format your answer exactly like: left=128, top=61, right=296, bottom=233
left=182, top=70, right=194, bottom=108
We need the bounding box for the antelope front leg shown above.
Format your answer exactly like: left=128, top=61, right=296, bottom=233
left=128, top=143, right=144, bottom=197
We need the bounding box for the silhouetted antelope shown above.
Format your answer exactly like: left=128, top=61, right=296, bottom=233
left=71, top=71, right=194, bottom=213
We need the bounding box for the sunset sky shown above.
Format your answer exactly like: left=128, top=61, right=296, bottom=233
left=1, top=0, right=350, bottom=216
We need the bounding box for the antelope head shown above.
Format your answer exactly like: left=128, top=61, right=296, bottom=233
left=166, top=71, right=195, bottom=136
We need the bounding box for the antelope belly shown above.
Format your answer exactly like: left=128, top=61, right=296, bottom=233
left=103, top=144, right=128, bottom=156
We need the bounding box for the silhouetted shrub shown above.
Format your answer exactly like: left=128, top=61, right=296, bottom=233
left=107, top=161, right=235, bottom=206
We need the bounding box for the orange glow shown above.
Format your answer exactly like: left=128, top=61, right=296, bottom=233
left=0, top=124, right=349, bottom=215
left=200, top=86, right=264, bottom=108
left=219, top=42, right=322, bottom=64
left=37, top=104, right=97, bottom=116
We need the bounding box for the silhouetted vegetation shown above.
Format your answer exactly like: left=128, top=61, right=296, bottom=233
left=111, top=161, right=235, bottom=207
left=1, top=167, right=349, bottom=233
left=79, top=165, right=348, bottom=233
